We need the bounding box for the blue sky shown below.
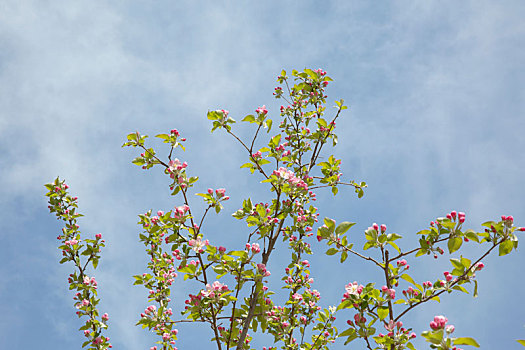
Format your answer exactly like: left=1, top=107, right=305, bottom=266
left=1, top=1, right=524, bottom=349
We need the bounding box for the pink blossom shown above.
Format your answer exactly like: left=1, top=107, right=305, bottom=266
left=292, top=293, right=303, bottom=301
left=430, top=315, right=448, bottom=330
left=257, top=263, right=271, bottom=276
left=188, top=237, right=209, bottom=253
left=474, top=262, right=484, bottom=271
left=168, top=159, right=184, bottom=173
left=256, top=105, right=268, bottom=115
left=273, top=167, right=308, bottom=190
left=354, top=313, right=366, bottom=324
left=95, top=233, right=102, bottom=239
left=216, top=188, right=226, bottom=197
left=202, top=281, right=229, bottom=298
left=444, top=271, right=453, bottom=282
left=397, top=259, right=407, bottom=267
left=251, top=243, right=261, bottom=254
left=344, top=282, right=363, bottom=298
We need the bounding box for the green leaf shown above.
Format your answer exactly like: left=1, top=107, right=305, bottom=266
left=416, top=248, right=427, bottom=257
left=448, top=236, right=463, bottom=253
left=387, top=241, right=401, bottom=253
left=473, top=280, right=478, bottom=298
left=481, top=220, right=496, bottom=228
left=499, top=239, right=514, bottom=256
left=406, top=342, right=416, bottom=350
left=242, top=115, right=256, bottom=123
left=400, top=273, right=416, bottom=285
left=460, top=256, right=471, bottom=268
left=155, top=133, right=170, bottom=140
left=450, top=258, right=463, bottom=270
left=339, top=328, right=356, bottom=337
left=323, top=218, right=336, bottom=231
left=377, top=306, right=389, bottom=320
left=517, top=340, right=525, bottom=346
left=326, top=248, right=338, bottom=256
left=269, top=134, right=281, bottom=148
left=452, top=285, right=469, bottom=294
left=132, top=157, right=145, bottom=166
left=453, top=337, right=480, bottom=347
left=335, top=222, right=356, bottom=235
left=340, top=251, right=348, bottom=263
left=265, top=119, right=272, bottom=132
left=422, top=329, right=444, bottom=344
left=465, top=229, right=480, bottom=243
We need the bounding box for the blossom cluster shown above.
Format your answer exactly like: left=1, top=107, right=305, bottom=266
left=45, top=179, right=111, bottom=349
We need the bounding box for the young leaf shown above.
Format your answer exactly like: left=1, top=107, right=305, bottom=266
left=335, top=222, right=356, bottom=235
left=499, top=239, right=514, bottom=256
left=448, top=237, right=463, bottom=253
left=453, top=337, right=480, bottom=347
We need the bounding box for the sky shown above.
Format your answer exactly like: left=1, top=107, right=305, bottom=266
left=1, top=1, right=524, bottom=349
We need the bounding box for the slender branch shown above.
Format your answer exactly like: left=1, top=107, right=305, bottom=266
left=390, top=236, right=449, bottom=261
left=237, top=207, right=286, bottom=347
left=382, top=249, right=394, bottom=322
left=310, top=316, right=334, bottom=350
left=331, top=239, right=383, bottom=268
left=308, top=107, right=342, bottom=172
left=227, top=264, right=246, bottom=349
left=394, top=240, right=500, bottom=322
left=249, top=123, right=263, bottom=153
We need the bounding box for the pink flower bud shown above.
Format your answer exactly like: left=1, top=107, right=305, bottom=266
left=475, top=262, right=484, bottom=271
left=380, top=224, right=386, bottom=233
